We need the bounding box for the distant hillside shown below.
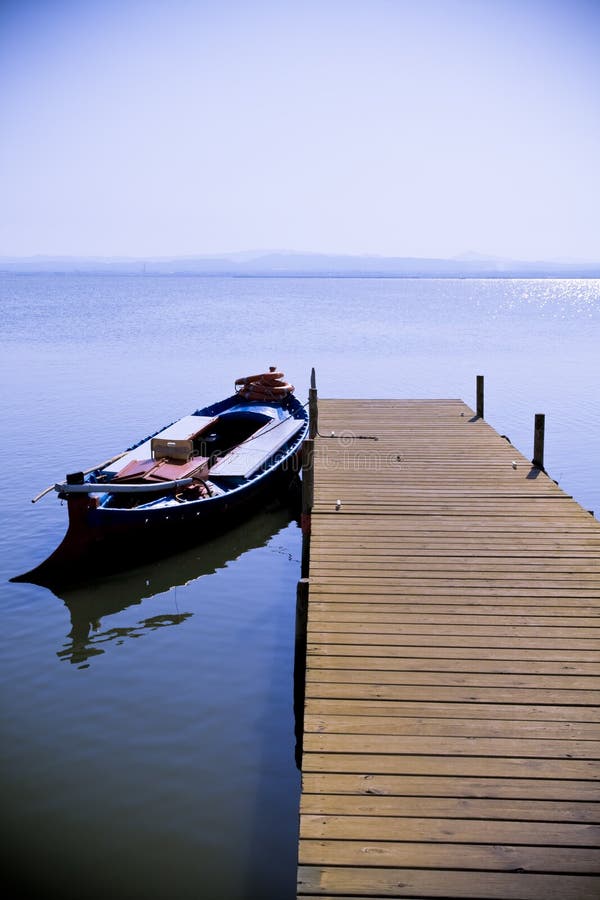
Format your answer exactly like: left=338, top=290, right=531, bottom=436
left=1, top=252, right=599, bottom=278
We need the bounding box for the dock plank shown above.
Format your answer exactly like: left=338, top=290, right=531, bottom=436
left=297, top=866, right=600, bottom=899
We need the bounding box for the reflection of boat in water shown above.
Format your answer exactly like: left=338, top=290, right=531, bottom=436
left=15, top=374, right=307, bottom=586
left=53, top=506, right=295, bottom=667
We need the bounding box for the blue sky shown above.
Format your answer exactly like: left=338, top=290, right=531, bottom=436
left=1, top=0, right=599, bottom=261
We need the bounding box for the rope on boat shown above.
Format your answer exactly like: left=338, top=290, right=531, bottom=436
left=235, top=369, right=376, bottom=440
left=235, top=365, right=295, bottom=402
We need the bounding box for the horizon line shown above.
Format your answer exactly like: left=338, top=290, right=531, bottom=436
left=1, top=249, right=600, bottom=266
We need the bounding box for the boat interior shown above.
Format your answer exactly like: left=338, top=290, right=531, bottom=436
left=95, top=406, right=304, bottom=510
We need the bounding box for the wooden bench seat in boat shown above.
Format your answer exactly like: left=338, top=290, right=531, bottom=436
left=105, top=415, right=217, bottom=474
left=209, top=416, right=304, bottom=479
left=111, top=455, right=210, bottom=484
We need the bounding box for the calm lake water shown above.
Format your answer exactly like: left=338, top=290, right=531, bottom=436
left=1, top=274, right=599, bottom=899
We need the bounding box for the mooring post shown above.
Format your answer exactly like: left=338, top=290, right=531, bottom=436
left=301, top=438, right=314, bottom=578
left=476, top=375, right=484, bottom=419
left=293, top=576, right=309, bottom=768
left=309, top=367, right=318, bottom=439
left=532, top=413, right=546, bottom=469
left=295, top=577, right=309, bottom=644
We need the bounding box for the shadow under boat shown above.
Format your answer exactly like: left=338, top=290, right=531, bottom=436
left=50, top=505, right=296, bottom=666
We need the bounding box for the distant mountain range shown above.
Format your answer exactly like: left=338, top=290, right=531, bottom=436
left=1, top=251, right=599, bottom=278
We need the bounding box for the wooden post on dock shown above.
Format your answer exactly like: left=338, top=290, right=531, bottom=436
left=308, top=368, right=318, bottom=439
left=303, top=367, right=317, bottom=577
left=301, top=438, right=314, bottom=578
left=476, top=374, right=484, bottom=419
left=295, top=577, right=309, bottom=643
left=533, top=413, right=546, bottom=469
left=294, top=576, right=309, bottom=768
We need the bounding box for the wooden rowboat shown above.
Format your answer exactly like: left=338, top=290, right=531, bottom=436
left=16, top=373, right=308, bottom=585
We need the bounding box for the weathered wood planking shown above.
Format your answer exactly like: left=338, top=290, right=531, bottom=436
left=297, top=398, right=600, bottom=899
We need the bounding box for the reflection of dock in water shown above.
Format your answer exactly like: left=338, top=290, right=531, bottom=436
left=53, top=507, right=293, bottom=667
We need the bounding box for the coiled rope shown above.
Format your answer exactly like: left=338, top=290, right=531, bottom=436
left=235, top=366, right=295, bottom=401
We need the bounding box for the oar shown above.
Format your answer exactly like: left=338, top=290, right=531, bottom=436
left=54, top=477, right=194, bottom=495
left=31, top=450, right=130, bottom=503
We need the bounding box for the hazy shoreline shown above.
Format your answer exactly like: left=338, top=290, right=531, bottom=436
left=2, top=252, right=600, bottom=279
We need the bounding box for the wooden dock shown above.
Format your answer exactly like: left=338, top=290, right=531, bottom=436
left=296, top=398, right=600, bottom=900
